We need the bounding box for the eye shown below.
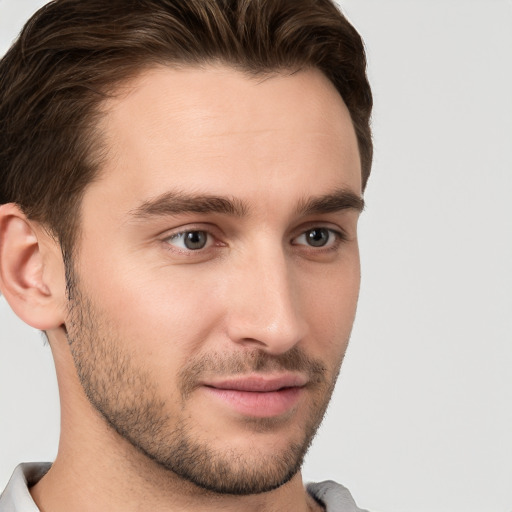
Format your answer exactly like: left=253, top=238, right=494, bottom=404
left=166, top=230, right=211, bottom=251
left=293, top=227, right=339, bottom=248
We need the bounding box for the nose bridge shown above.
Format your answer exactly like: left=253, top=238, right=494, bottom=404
left=226, top=239, right=307, bottom=354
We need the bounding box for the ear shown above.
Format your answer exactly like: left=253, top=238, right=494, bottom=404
left=0, top=203, right=66, bottom=330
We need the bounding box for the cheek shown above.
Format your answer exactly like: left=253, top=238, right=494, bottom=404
left=77, top=252, right=226, bottom=368
left=298, top=259, right=360, bottom=356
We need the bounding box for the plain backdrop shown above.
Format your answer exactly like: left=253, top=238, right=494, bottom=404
left=1, top=1, right=511, bottom=511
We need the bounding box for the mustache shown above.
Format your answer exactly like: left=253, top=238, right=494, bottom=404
left=178, top=347, right=328, bottom=399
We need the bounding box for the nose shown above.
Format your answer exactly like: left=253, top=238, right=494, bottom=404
left=225, top=244, right=308, bottom=355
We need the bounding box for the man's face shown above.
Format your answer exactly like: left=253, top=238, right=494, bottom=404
left=65, top=65, right=363, bottom=494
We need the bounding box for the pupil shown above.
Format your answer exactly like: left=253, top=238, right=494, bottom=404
left=184, top=231, right=207, bottom=250
left=307, top=228, right=329, bottom=247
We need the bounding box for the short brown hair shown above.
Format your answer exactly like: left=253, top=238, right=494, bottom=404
left=0, top=0, right=372, bottom=257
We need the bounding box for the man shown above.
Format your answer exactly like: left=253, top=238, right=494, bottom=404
left=0, top=0, right=372, bottom=510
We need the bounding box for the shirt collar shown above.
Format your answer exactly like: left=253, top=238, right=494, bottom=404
left=0, top=463, right=51, bottom=512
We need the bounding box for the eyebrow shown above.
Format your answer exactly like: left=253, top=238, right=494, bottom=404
left=296, top=188, right=365, bottom=215
left=129, top=191, right=248, bottom=219
left=129, top=188, right=364, bottom=221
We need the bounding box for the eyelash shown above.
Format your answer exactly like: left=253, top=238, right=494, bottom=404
left=163, top=225, right=347, bottom=255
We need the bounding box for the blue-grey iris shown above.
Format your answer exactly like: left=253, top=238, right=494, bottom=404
left=306, top=228, right=329, bottom=247
left=184, top=231, right=207, bottom=250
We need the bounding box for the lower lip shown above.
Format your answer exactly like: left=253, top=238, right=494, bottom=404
left=203, top=386, right=303, bottom=418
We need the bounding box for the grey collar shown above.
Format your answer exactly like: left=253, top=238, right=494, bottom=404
left=0, top=462, right=51, bottom=512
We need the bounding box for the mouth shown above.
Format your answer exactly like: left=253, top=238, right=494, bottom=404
left=200, top=374, right=308, bottom=418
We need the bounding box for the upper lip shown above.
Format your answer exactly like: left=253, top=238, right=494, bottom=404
left=202, top=373, right=308, bottom=392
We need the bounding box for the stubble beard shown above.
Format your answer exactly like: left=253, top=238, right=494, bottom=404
left=65, top=275, right=344, bottom=496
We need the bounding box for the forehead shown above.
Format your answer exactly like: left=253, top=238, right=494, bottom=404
left=87, top=64, right=361, bottom=214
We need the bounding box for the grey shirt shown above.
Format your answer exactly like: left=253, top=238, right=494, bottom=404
left=0, top=463, right=368, bottom=512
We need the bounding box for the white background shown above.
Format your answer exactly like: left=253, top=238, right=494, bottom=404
left=1, top=1, right=511, bottom=511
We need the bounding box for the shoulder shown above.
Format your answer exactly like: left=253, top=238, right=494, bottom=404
left=306, top=480, right=370, bottom=512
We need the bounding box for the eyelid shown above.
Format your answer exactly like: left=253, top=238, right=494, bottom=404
left=160, top=222, right=219, bottom=239
left=291, top=219, right=349, bottom=239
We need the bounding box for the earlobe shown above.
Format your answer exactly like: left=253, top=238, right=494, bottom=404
left=0, top=203, right=66, bottom=330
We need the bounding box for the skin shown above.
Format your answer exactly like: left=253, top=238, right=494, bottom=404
left=0, top=65, right=362, bottom=512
